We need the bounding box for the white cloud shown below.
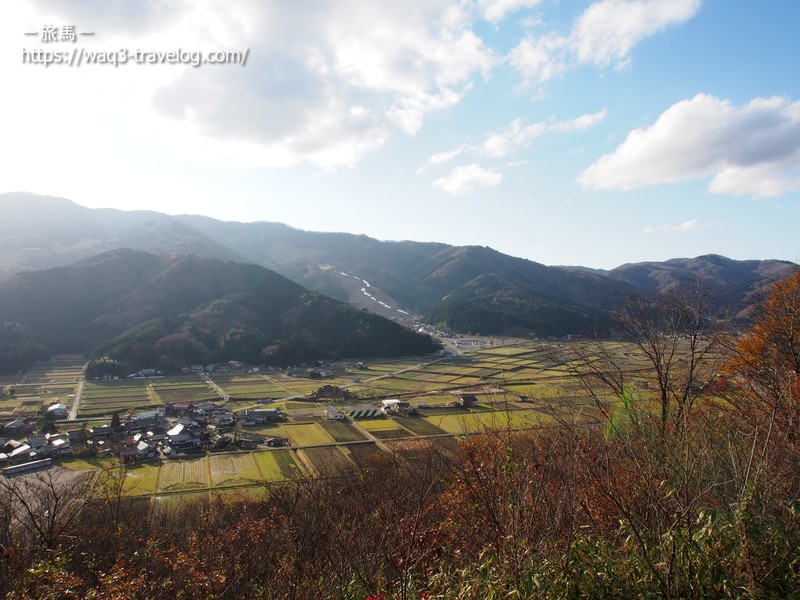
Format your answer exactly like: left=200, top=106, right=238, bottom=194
left=643, top=220, right=710, bottom=234
left=477, top=0, right=544, bottom=24
left=420, top=109, right=606, bottom=186
left=481, top=110, right=608, bottom=157
left=507, top=33, right=568, bottom=85
left=5, top=0, right=497, bottom=171
left=434, top=164, right=503, bottom=194
left=509, top=0, right=701, bottom=85
left=571, top=0, right=701, bottom=67
left=429, top=147, right=465, bottom=165
left=579, top=94, right=800, bottom=198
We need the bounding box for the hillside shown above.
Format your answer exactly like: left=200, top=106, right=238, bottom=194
left=0, top=249, right=438, bottom=372
left=604, top=254, right=795, bottom=317
left=1, top=194, right=796, bottom=335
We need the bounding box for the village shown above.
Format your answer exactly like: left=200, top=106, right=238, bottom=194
left=1, top=379, right=481, bottom=476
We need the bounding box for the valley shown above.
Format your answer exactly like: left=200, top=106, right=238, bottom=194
left=2, top=338, right=641, bottom=498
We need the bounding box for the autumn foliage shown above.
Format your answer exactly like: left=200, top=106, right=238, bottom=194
left=1, top=271, right=800, bottom=598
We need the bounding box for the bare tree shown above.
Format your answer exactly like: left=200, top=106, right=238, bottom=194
left=0, top=467, right=99, bottom=557
left=557, top=280, right=722, bottom=435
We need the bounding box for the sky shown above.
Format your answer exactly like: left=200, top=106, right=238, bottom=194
left=1, top=0, right=799, bottom=269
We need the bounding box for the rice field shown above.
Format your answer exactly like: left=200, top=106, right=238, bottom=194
left=80, top=380, right=153, bottom=415
left=319, top=421, right=368, bottom=442
left=158, top=457, right=209, bottom=492
left=151, top=378, right=221, bottom=403
left=283, top=423, right=336, bottom=446
left=124, top=463, right=161, bottom=495
left=209, top=453, right=262, bottom=486
left=40, top=340, right=680, bottom=497
left=300, top=446, right=353, bottom=474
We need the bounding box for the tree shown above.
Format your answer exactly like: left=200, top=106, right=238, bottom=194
left=0, top=469, right=98, bottom=557
left=41, top=410, right=58, bottom=435
left=559, top=280, right=721, bottom=434
left=729, top=268, right=800, bottom=407
left=726, top=268, right=800, bottom=500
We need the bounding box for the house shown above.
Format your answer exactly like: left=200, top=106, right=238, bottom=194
left=455, top=395, right=478, bottom=408
left=4, top=418, right=32, bottom=435
left=167, top=423, right=185, bottom=438
left=196, top=402, right=219, bottom=415
left=381, top=399, right=413, bottom=415
left=45, top=434, right=72, bottom=456
left=238, top=438, right=259, bottom=450
left=243, top=408, right=282, bottom=424
left=91, top=425, right=114, bottom=440
left=264, top=437, right=288, bottom=447
left=120, top=439, right=157, bottom=463
left=27, top=433, right=47, bottom=448
left=47, top=403, right=69, bottom=419
left=324, top=407, right=346, bottom=421
left=146, top=428, right=167, bottom=443
left=66, top=429, right=86, bottom=444
left=212, top=411, right=235, bottom=427
left=7, top=443, right=34, bottom=464
left=124, top=410, right=163, bottom=432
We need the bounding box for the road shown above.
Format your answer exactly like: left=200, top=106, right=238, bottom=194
left=67, top=380, right=84, bottom=420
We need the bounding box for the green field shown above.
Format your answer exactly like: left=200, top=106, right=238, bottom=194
left=158, top=457, right=209, bottom=492
left=319, top=420, right=367, bottom=442
left=283, top=423, right=336, bottom=446
left=393, top=415, right=444, bottom=436
left=124, top=462, right=161, bottom=495
left=151, top=378, right=220, bottom=403
left=209, top=453, right=262, bottom=486
left=34, top=341, right=678, bottom=497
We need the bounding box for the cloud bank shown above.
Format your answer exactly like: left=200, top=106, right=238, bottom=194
left=580, top=94, right=800, bottom=198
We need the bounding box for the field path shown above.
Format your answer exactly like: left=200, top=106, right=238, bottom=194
left=348, top=419, right=390, bottom=452
left=204, top=375, right=230, bottom=403
left=68, top=380, right=84, bottom=420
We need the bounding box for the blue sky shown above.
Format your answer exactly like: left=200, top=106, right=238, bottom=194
left=1, top=0, right=798, bottom=269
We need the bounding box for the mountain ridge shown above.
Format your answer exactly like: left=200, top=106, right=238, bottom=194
left=0, top=248, right=438, bottom=373
left=1, top=193, right=796, bottom=335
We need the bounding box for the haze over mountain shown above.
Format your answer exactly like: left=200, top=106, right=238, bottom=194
left=1, top=193, right=796, bottom=337
left=0, top=248, right=438, bottom=374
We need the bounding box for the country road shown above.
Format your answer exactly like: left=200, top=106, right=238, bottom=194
left=68, top=380, right=84, bottom=420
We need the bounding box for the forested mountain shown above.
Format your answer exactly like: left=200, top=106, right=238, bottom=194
left=0, top=249, right=437, bottom=373
left=1, top=193, right=796, bottom=336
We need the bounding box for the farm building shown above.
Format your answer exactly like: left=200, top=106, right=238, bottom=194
left=47, top=403, right=69, bottom=419
left=381, top=399, right=413, bottom=414
left=455, top=395, right=478, bottom=408
left=341, top=405, right=383, bottom=419
left=243, top=408, right=282, bottom=424
left=324, top=407, right=346, bottom=420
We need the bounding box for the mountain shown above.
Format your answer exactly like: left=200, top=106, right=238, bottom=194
left=1, top=193, right=796, bottom=336
left=604, top=254, right=795, bottom=317
left=0, top=249, right=438, bottom=373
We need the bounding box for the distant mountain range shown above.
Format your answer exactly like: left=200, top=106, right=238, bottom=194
left=1, top=193, right=796, bottom=340
left=0, top=249, right=438, bottom=373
